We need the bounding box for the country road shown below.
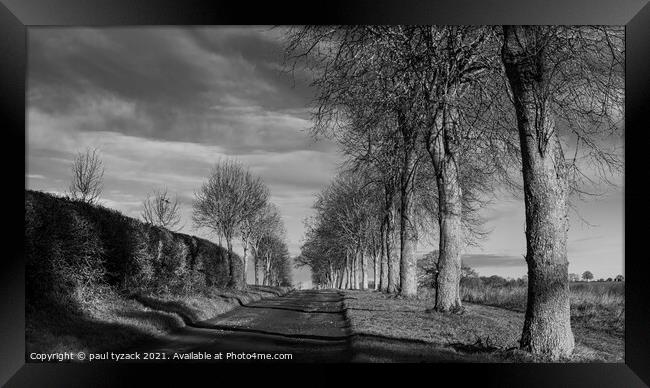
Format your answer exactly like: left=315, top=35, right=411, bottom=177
left=126, top=289, right=500, bottom=363
left=129, top=290, right=353, bottom=362
left=126, top=289, right=618, bottom=363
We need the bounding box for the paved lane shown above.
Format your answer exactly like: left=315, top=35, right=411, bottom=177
left=132, top=290, right=352, bottom=362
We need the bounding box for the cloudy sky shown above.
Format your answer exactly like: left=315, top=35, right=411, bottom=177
left=26, top=27, right=624, bottom=287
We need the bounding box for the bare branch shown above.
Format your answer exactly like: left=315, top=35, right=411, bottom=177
left=68, top=147, right=104, bottom=205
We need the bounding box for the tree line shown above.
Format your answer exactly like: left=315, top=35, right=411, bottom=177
left=286, top=26, right=623, bottom=359
left=66, top=149, right=291, bottom=289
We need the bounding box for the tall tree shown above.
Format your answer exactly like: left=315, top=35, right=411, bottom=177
left=192, top=159, right=270, bottom=289
left=285, top=27, right=425, bottom=297
left=394, top=26, right=499, bottom=311
left=248, top=204, right=284, bottom=285
left=500, top=25, right=623, bottom=359
left=257, top=234, right=293, bottom=286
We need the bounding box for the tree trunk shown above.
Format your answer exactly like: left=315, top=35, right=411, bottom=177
left=335, top=268, right=340, bottom=289
left=334, top=268, right=341, bottom=289
left=346, top=253, right=352, bottom=289
left=429, top=110, right=463, bottom=312
left=264, top=253, right=271, bottom=286
left=350, top=254, right=355, bottom=289
left=386, top=208, right=400, bottom=293
left=399, top=132, right=418, bottom=298
left=353, top=252, right=359, bottom=290
left=379, top=219, right=389, bottom=292
left=373, top=253, right=379, bottom=290
left=502, top=25, right=574, bottom=359
left=226, top=237, right=243, bottom=289
left=361, top=249, right=368, bottom=290
left=254, top=251, right=260, bottom=286
left=241, top=242, right=248, bottom=288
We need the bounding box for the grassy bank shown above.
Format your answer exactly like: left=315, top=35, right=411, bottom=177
left=342, top=288, right=623, bottom=362
left=27, top=285, right=290, bottom=357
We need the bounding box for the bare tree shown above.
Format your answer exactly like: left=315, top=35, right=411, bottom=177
left=500, top=25, right=623, bottom=359
left=257, top=233, right=292, bottom=287
left=192, top=159, right=270, bottom=289
left=297, top=169, right=392, bottom=291
left=68, top=147, right=104, bottom=204
left=245, top=203, right=284, bottom=286
left=141, top=187, right=183, bottom=231
left=287, top=24, right=621, bottom=360
left=285, top=27, right=424, bottom=297
left=338, top=114, right=402, bottom=293
left=285, top=26, right=498, bottom=300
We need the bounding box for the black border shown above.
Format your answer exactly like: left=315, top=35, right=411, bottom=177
left=1, top=0, right=649, bottom=386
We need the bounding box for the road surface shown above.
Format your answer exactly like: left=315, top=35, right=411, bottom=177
left=130, top=290, right=352, bottom=362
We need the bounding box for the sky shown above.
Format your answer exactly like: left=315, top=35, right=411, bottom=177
left=26, top=27, right=624, bottom=288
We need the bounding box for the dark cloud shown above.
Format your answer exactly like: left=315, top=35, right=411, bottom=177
left=28, top=27, right=317, bottom=152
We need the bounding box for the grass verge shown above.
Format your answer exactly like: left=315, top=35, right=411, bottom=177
left=342, top=290, right=623, bottom=363
left=26, top=285, right=291, bottom=359
left=461, top=281, right=624, bottom=335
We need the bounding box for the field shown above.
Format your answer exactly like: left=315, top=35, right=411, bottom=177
left=342, top=281, right=624, bottom=362
left=461, top=281, right=624, bottom=336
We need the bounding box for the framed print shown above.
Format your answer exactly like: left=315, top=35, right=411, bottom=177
left=2, top=0, right=649, bottom=386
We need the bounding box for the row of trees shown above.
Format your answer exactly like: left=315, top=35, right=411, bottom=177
left=191, top=159, right=292, bottom=289
left=287, top=26, right=623, bottom=359
left=571, top=272, right=625, bottom=282
left=66, top=149, right=292, bottom=289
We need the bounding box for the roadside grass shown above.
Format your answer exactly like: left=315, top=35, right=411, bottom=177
left=460, top=281, right=624, bottom=335
left=342, top=289, right=623, bottom=363
left=132, top=286, right=289, bottom=324
left=26, top=285, right=290, bottom=358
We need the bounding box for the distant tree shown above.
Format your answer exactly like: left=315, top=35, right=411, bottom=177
left=606, top=277, right=613, bottom=282
left=193, top=159, right=269, bottom=289
left=246, top=204, right=284, bottom=286
left=256, top=234, right=292, bottom=286
left=241, top=203, right=284, bottom=286
left=419, top=252, right=478, bottom=289
left=417, top=251, right=439, bottom=289
left=461, top=265, right=478, bottom=279
left=615, top=275, right=624, bottom=282
left=484, top=275, right=508, bottom=288
left=582, top=271, right=594, bottom=282
left=141, top=187, right=182, bottom=231
left=568, top=273, right=580, bottom=283
left=68, top=147, right=104, bottom=204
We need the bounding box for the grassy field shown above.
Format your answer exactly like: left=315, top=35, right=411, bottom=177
left=26, top=285, right=290, bottom=358
left=342, top=283, right=624, bottom=362
left=461, top=281, right=624, bottom=336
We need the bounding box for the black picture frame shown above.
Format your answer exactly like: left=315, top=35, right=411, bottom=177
left=2, top=0, right=649, bottom=386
